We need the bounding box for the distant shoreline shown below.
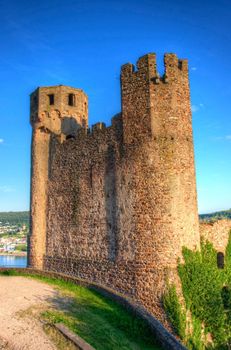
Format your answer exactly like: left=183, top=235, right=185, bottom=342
left=0, top=253, right=27, bottom=257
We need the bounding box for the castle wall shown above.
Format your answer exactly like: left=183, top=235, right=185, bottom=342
left=30, top=54, right=201, bottom=324
left=44, top=118, right=175, bottom=321
left=200, top=219, right=231, bottom=253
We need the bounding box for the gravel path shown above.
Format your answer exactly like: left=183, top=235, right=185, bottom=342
left=0, top=276, right=59, bottom=350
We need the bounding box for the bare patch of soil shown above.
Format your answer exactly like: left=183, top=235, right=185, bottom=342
left=0, top=276, right=66, bottom=350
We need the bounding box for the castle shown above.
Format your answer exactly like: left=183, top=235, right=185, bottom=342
left=28, top=53, right=231, bottom=323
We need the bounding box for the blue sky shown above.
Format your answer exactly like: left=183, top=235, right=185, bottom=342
left=0, top=0, right=230, bottom=213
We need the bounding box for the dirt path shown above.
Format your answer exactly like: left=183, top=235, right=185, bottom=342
left=0, top=276, right=60, bottom=350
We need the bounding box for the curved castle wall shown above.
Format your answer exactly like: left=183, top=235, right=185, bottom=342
left=29, top=54, right=201, bottom=323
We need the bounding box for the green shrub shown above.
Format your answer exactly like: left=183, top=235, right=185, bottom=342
left=15, top=244, right=27, bottom=252
left=163, top=230, right=231, bottom=349
left=163, top=285, right=186, bottom=339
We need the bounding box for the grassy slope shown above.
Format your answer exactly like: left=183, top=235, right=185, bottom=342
left=0, top=270, right=162, bottom=350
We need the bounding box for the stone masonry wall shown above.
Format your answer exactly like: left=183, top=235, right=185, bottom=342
left=200, top=219, right=231, bottom=253
left=29, top=86, right=88, bottom=268
left=29, top=128, right=50, bottom=269
left=30, top=53, right=201, bottom=324
left=44, top=116, right=178, bottom=322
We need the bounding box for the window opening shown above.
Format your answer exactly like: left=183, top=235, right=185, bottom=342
left=217, top=252, right=224, bottom=269
left=48, top=94, right=54, bottom=105
left=221, top=286, right=231, bottom=310
left=66, top=134, right=75, bottom=140
left=68, top=94, right=75, bottom=106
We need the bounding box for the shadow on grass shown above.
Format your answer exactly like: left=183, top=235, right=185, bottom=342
left=0, top=270, right=162, bottom=350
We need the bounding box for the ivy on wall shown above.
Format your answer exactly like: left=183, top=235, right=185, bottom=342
left=163, top=230, right=231, bottom=350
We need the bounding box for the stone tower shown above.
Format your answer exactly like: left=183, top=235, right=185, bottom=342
left=120, top=54, right=200, bottom=307
left=29, top=85, right=88, bottom=268
left=29, top=54, right=200, bottom=321
left=121, top=54, right=201, bottom=259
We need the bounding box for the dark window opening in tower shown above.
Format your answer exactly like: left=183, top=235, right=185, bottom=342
left=48, top=94, right=54, bottom=105
left=66, top=134, right=76, bottom=140
left=68, top=94, right=75, bottom=106
left=221, top=286, right=231, bottom=310
left=217, top=252, right=224, bottom=269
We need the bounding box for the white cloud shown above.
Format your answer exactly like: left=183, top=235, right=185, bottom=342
left=212, top=135, right=231, bottom=141
left=0, top=139, right=4, bottom=144
left=191, top=105, right=199, bottom=112
left=191, top=67, right=197, bottom=71
left=0, top=186, right=15, bottom=193
left=191, top=103, right=204, bottom=113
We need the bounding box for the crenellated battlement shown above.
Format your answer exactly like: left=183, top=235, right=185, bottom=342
left=121, top=53, right=191, bottom=144
left=121, top=53, right=157, bottom=79
left=59, top=114, right=123, bottom=150
left=121, top=53, right=188, bottom=83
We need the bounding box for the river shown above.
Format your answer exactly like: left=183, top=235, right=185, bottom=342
left=0, top=255, right=27, bottom=268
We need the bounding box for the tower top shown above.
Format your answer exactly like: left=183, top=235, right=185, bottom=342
left=30, top=85, right=88, bottom=136
left=121, top=53, right=188, bottom=83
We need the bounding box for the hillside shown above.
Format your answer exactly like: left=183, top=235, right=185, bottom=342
left=199, top=208, right=231, bottom=222
left=0, top=209, right=230, bottom=225
left=0, top=212, right=29, bottom=225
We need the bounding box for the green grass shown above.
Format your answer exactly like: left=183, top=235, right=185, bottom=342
left=0, top=270, right=162, bottom=350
